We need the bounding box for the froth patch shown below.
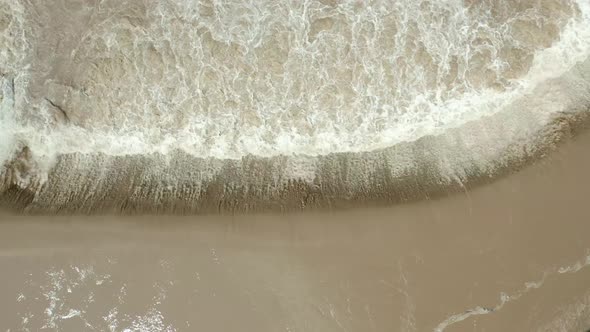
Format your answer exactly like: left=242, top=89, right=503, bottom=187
left=1, top=97, right=588, bottom=214
left=9, top=0, right=590, bottom=159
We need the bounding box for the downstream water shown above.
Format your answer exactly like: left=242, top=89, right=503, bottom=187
left=1, top=0, right=590, bottom=213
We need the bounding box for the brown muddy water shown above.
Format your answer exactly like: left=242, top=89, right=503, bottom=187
left=2, top=0, right=590, bottom=331
left=1, top=131, right=590, bottom=332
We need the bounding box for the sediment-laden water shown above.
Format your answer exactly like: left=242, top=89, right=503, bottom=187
left=1, top=0, right=590, bottom=213
left=2, top=129, right=590, bottom=331
left=2, top=2, right=590, bottom=331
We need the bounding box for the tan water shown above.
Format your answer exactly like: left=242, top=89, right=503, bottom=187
left=1, top=1, right=590, bottom=331
left=1, top=130, right=590, bottom=332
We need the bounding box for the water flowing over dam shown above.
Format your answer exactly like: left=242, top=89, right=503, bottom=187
left=1, top=0, right=590, bottom=213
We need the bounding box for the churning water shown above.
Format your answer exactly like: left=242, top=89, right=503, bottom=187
left=1, top=0, right=590, bottom=213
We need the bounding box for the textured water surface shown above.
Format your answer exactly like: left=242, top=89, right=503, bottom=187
left=1, top=0, right=590, bottom=213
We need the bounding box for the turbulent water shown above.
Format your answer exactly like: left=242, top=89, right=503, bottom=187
left=1, top=0, right=590, bottom=213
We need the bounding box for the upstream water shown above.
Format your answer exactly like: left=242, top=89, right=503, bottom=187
left=1, top=0, right=590, bottom=213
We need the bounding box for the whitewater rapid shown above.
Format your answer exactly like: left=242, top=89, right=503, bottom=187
left=1, top=0, right=590, bottom=213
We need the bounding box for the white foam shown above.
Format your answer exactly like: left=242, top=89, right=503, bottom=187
left=0, top=0, right=30, bottom=166
left=0, top=76, right=16, bottom=164
left=434, top=253, right=590, bottom=332
left=2, top=0, right=590, bottom=163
